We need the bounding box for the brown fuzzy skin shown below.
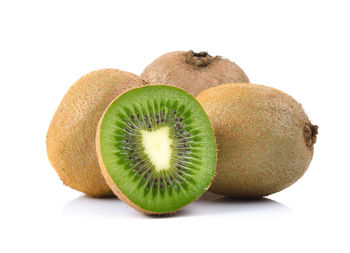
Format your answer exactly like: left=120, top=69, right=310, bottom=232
left=196, top=83, right=318, bottom=198
left=46, top=69, right=146, bottom=197
left=140, top=51, right=250, bottom=96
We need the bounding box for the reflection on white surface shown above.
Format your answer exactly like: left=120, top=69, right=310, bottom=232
left=190, top=191, right=293, bottom=216
left=62, top=196, right=135, bottom=218
left=62, top=191, right=292, bottom=218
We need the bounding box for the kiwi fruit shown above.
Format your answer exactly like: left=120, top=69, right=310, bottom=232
left=47, top=69, right=146, bottom=197
left=140, top=50, right=249, bottom=96
left=96, top=85, right=217, bottom=214
left=196, top=83, right=318, bottom=198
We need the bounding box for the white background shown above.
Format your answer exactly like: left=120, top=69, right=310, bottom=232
left=0, top=1, right=349, bottom=252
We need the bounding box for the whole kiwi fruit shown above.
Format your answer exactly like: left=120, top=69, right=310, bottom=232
left=140, top=50, right=249, bottom=96
left=196, top=83, right=318, bottom=198
left=96, top=85, right=217, bottom=214
left=47, top=69, right=146, bottom=197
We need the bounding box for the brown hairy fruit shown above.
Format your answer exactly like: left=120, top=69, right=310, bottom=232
left=196, top=83, right=318, bottom=198
left=46, top=69, right=146, bottom=197
left=140, top=51, right=249, bottom=96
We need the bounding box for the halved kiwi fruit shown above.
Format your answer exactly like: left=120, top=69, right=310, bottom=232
left=96, top=85, right=216, bottom=214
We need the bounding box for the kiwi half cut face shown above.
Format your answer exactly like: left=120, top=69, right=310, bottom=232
left=96, top=85, right=216, bottom=214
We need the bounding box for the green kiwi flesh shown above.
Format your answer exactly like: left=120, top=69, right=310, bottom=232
left=96, top=85, right=217, bottom=214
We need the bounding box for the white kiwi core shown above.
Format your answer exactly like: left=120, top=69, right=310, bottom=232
left=141, top=127, right=173, bottom=171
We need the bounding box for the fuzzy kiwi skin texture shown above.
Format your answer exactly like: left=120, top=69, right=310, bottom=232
left=140, top=51, right=249, bottom=96
left=196, top=83, right=318, bottom=198
left=46, top=69, right=147, bottom=197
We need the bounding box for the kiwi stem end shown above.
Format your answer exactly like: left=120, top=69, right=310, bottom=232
left=185, top=50, right=220, bottom=68
left=304, top=122, right=318, bottom=148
